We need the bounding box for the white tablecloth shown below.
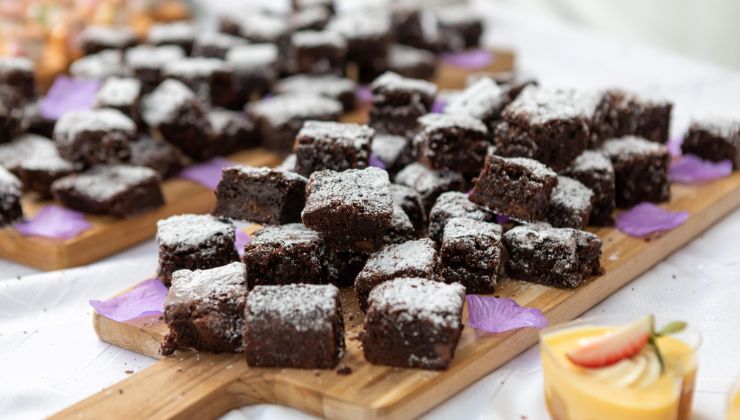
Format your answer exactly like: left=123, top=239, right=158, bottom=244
left=2, top=2, right=740, bottom=419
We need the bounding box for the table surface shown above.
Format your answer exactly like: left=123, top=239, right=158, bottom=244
left=2, top=2, right=740, bottom=419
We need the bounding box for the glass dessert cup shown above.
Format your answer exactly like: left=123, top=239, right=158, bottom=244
left=728, top=378, right=740, bottom=420
left=540, top=316, right=701, bottom=420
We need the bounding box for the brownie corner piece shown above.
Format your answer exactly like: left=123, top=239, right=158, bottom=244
left=369, top=71, right=437, bottom=137
left=561, top=150, right=615, bottom=226
left=547, top=176, right=593, bottom=229
left=440, top=217, right=504, bottom=294
left=682, top=119, right=740, bottom=169
left=394, top=162, right=466, bottom=211
left=294, top=120, right=374, bottom=177
left=361, top=277, right=465, bottom=370
left=414, top=113, right=489, bottom=176
left=428, top=191, right=496, bottom=244
left=0, top=166, right=23, bottom=227
left=601, top=136, right=670, bottom=207
left=53, top=108, right=137, bottom=165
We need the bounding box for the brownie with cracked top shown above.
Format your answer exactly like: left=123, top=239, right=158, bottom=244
left=394, top=162, right=466, bottom=212
left=0, top=167, right=23, bottom=227
left=414, top=113, right=488, bottom=177
left=601, top=136, right=670, bottom=207
left=561, top=150, right=616, bottom=225
left=428, top=191, right=496, bottom=244
left=682, top=119, right=740, bottom=169
left=547, top=176, right=594, bottom=229
left=440, top=217, right=504, bottom=293
left=294, top=121, right=374, bottom=176
left=369, top=72, right=437, bottom=137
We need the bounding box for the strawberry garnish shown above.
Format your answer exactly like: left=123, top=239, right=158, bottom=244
left=566, top=316, right=652, bottom=368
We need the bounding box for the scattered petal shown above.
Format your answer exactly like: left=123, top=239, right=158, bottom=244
left=432, top=98, right=447, bottom=113
left=669, top=155, right=732, bottom=184
left=90, top=279, right=168, bottom=322
left=39, top=76, right=100, bottom=120
left=369, top=153, right=387, bottom=170
left=666, top=137, right=683, bottom=157
left=496, top=214, right=510, bottom=224
left=466, top=295, right=548, bottom=333
left=15, top=205, right=91, bottom=239
left=235, top=228, right=251, bottom=257
left=616, top=203, right=689, bottom=238
left=356, top=86, right=372, bottom=104
left=441, top=49, right=495, bottom=70
left=178, top=157, right=236, bottom=190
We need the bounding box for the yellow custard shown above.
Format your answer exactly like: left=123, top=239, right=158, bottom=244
left=728, top=380, right=740, bottom=420
left=541, top=326, right=697, bottom=420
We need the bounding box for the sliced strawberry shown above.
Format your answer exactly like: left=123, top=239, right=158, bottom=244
left=566, top=315, right=653, bottom=368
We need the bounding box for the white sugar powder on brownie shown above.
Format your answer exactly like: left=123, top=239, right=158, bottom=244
left=246, top=284, right=339, bottom=332
left=157, top=214, right=236, bottom=250
left=368, top=277, right=465, bottom=328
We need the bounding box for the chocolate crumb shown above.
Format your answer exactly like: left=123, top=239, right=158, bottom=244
left=118, top=389, right=124, bottom=395
left=336, top=366, right=352, bottom=375
left=125, top=370, right=134, bottom=374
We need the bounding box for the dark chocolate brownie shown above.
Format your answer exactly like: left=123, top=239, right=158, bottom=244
left=394, top=162, right=466, bottom=211
left=369, top=71, right=437, bottom=137
left=428, top=191, right=497, bottom=244
left=95, top=77, right=142, bottom=125
left=0, top=167, right=23, bottom=227
left=597, top=89, right=672, bottom=144
left=503, top=224, right=602, bottom=288
left=51, top=165, right=164, bottom=218
left=469, top=155, right=558, bottom=222
left=128, top=136, right=185, bottom=179
left=445, top=77, right=510, bottom=137
left=289, top=6, right=332, bottom=32
left=192, top=32, right=248, bottom=59
left=161, top=262, right=247, bottom=356
left=361, top=277, right=465, bottom=370
left=0, top=134, right=80, bottom=196
left=326, top=249, right=369, bottom=287
left=53, top=108, right=136, bottom=165
left=243, top=223, right=328, bottom=288
left=391, top=2, right=438, bottom=52
left=466, top=72, right=538, bottom=101
left=245, top=283, right=344, bottom=369
left=682, top=119, right=740, bottom=168
left=213, top=166, right=307, bottom=224
left=0, top=56, right=36, bottom=100
left=371, top=134, right=413, bottom=175
left=294, top=121, right=374, bottom=176
left=387, top=45, right=437, bottom=80
left=148, top=21, right=197, bottom=54
left=440, top=217, right=503, bottom=293
left=435, top=6, right=484, bottom=51
left=0, top=86, right=24, bottom=143
left=163, top=57, right=237, bottom=109
left=302, top=167, right=394, bottom=252
left=601, top=136, right=671, bottom=207
left=547, top=176, right=593, bottom=229
left=390, top=183, right=427, bottom=235
left=291, top=30, right=347, bottom=75
left=21, top=100, right=56, bottom=138
left=79, top=26, right=138, bottom=55
left=207, top=109, right=258, bottom=157
left=226, top=44, right=280, bottom=105
left=274, top=74, right=357, bottom=111
left=414, top=113, right=489, bottom=177
left=354, top=238, right=439, bottom=311
left=327, top=13, right=393, bottom=83
left=125, top=45, right=186, bottom=93
left=561, top=150, right=616, bottom=225
left=156, top=214, right=239, bottom=285
left=383, top=205, right=417, bottom=246
left=70, top=50, right=129, bottom=81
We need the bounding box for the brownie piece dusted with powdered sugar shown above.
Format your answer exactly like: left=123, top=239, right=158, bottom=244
left=192, top=32, right=248, bottom=59
left=226, top=44, right=280, bottom=104
left=361, top=277, right=465, bottom=370
left=597, top=89, right=672, bottom=144
left=369, top=71, right=437, bottom=137
left=436, top=6, right=484, bottom=51
left=414, top=113, right=489, bottom=177
left=354, top=238, right=439, bottom=311
left=248, top=94, right=342, bottom=152
left=394, top=162, right=466, bottom=211
left=682, top=119, right=740, bottom=168
left=0, top=56, right=36, bottom=99
left=125, top=45, right=185, bottom=93
left=148, top=21, right=197, bottom=54
left=161, top=262, right=247, bottom=356
left=327, top=13, right=393, bottom=83
left=561, top=150, right=616, bottom=225
left=382, top=205, right=417, bottom=246
left=80, top=26, right=138, bottom=55
left=0, top=167, right=23, bottom=227
left=289, top=6, right=332, bottom=32
left=503, top=224, right=602, bottom=288
left=21, top=100, right=55, bottom=138
left=390, top=183, right=426, bottom=235
left=371, top=134, right=413, bottom=175
left=547, top=176, right=593, bottom=229
left=428, top=191, right=497, bottom=244
left=53, top=108, right=136, bottom=165
left=51, top=165, right=164, bottom=218
left=156, top=214, right=239, bottom=285
left=95, top=77, right=142, bottom=124
left=235, top=14, right=290, bottom=46
left=601, top=136, right=670, bottom=207
left=163, top=57, right=237, bottom=108
left=445, top=77, right=510, bottom=137
left=291, top=30, right=347, bottom=75
left=207, top=109, right=258, bottom=157
left=243, top=223, right=328, bottom=288
left=302, top=167, right=393, bottom=252
left=387, top=44, right=437, bottom=80
left=70, top=50, right=128, bottom=81
left=213, top=166, right=307, bottom=224
left=0, top=134, right=80, bottom=196
left=129, top=136, right=185, bottom=179
left=245, top=283, right=344, bottom=369
left=274, top=74, right=356, bottom=111
left=0, top=87, right=25, bottom=143
left=440, top=217, right=503, bottom=294
left=470, top=155, right=558, bottom=222
left=294, top=121, right=374, bottom=176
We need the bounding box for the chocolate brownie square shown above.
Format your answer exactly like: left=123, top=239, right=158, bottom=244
left=503, top=224, right=602, bottom=288
left=467, top=72, right=538, bottom=102
left=156, top=214, right=239, bottom=285
left=161, top=262, right=247, bottom=356
left=291, top=30, right=347, bottom=75
left=294, top=121, right=374, bottom=176
left=361, top=277, right=465, bottom=370
left=445, top=77, right=510, bottom=137
left=0, top=86, right=24, bottom=143
left=21, top=100, right=55, bottom=138
left=0, top=167, right=23, bottom=227
left=327, top=13, right=393, bottom=83
left=125, top=45, right=185, bottom=93
left=682, top=119, right=740, bottom=168
left=598, top=89, right=672, bottom=144
left=394, top=162, right=466, bottom=211
left=207, top=109, right=258, bottom=157
left=148, top=21, right=197, bottom=54
left=51, top=165, right=164, bottom=218
left=79, top=26, right=138, bottom=55
left=163, top=57, right=237, bottom=109
left=243, top=223, right=327, bottom=288
left=129, top=136, right=185, bottom=179
left=0, top=134, right=80, bottom=196
left=414, top=113, right=489, bottom=177
left=245, top=283, right=344, bottom=369
left=436, top=6, right=484, bottom=51
left=53, top=109, right=137, bottom=165
left=302, top=167, right=393, bottom=252
left=470, top=155, right=558, bottom=222
left=601, top=136, right=670, bottom=207
left=387, top=45, right=437, bottom=80
left=354, top=238, right=439, bottom=311
left=95, top=77, right=142, bottom=124
left=369, top=71, right=437, bottom=137
left=547, top=176, right=593, bottom=229
left=274, top=74, right=356, bottom=111
left=390, top=183, right=427, bottom=235
left=226, top=44, right=280, bottom=104
left=192, top=32, right=248, bottom=59
left=440, top=217, right=503, bottom=294
left=289, top=7, right=332, bottom=32
left=561, top=150, right=616, bottom=225
left=70, top=50, right=129, bottom=80
left=0, top=56, right=36, bottom=100
left=428, top=191, right=496, bottom=244
left=213, top=166, right=307, bottom=224
left=371, top=134, right=413, bottom=175
left=382, top=205, right=417, bottom=246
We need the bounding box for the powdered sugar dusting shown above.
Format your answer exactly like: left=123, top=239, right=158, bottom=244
left=81, top=26, right=137, bottom=47
left=148, top=22, right=196, bottom=44
left=368, top=277, right=465, bottom=329
left=157, top=214, right=235, bottom=249
left=231, top=165, right=307, bottom=184
left=551, top=176, right=593, bottom=212
left=52, top=164, right=158, bottom=200
left=0, top=56, right=33, bottom=72
left=141, top=79, right=196, bottom=126
left=251, top=223, right=321, bottom=247
left=247, top=284, right=339, bottom=332
left=168, top=262, right=246, bottom=303
left=164, top=57, right=232, bottom=78
left=443, top=216, right=502, bottom=242
left=503, top=156, right=558, bottom=181
left=125, top=45, right=185, bottom=70
left=304, top=167, right=392, bottom=217
left=54, top=108, right=136, bottom=142
left=371, top=72, right=437, bottom=98
left=0, top=166, right=21, bottom=193
left=689, top=118, right=740, bottom=139
left=327, top=12, right=391, bottom=40
left=298, top=121, right=374, bottom=150
left=96, top=77, right=141, bottom=107
left=601, top=136, right=668, bottom=158
left=275, top=74, right=356, bottom=97
left=69, top=50, right=124, bottom=80
left=360, top=239, right=438, bottom=276
left=418, top=113, right=487, bottom=133
left=504, top=86, right=601, bottom=125
left=226, top=44, right=279, bottom=72
left=445, top=78, right=507, bottom=120
left=292, top=30, right=346, bottom=48
left=0, top=134, right=78, bottom=172
left=389, top=44, right=435, bottom=69
left=568, top=150, right=613, bottom=172
left=250, top=94, right=342, bottom=126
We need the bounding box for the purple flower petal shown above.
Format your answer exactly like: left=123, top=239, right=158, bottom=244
left=496, top=214, right=510, bottom=224
left=369, top=153, right=387, bottom=170
left=90, top=279, right=168, bottom=322
left=441, top=49, right=495, bottom=70
left=466, top=295, right=547, bottom=333
left=432, top=98, right=447, bottom=113
left=235, top=228, right=250, bottom=257
left=669, top=155, right=732, bottom=184
left=39, top=76, right=100, bottom=120
left=667, top=137, right=683, bottom=157
left=178, top=157, right=236, bottom=190
left=15, top=205, right=91, bottom=239
left=616, top=203, right=689, bottom=238
left=356, top=86, right=372, bottom=104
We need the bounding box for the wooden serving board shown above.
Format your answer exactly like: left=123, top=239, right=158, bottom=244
left=55, top=172, right=740, bottom=420
left=0, top=49, right=514, bottom=271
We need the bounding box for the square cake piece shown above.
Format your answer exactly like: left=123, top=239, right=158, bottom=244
left=243, top=224, right=327, bottom=288
left=436, top=6, right=484, bottom=51
left=414, top=113, right=489, bottom=177
left=369, top=72, right=437, bottom=137
left=129, top=136, right=185, bottom=179
left=0, top=134, right=80, bottom=196
left=192, top=32, right=248, bottom=59
left=0, top=56, right=36, bottom=99
left=161, top=262, right=247, bottom=356
left=601, top=136, right=670, bottom=207
left=354, top=238, right=439, bottom=311
left=428, top=191, right=496, bottom=244
left=69, top=50, right=128, bottom=81
left=361, top=277, right=465, bottom=370
left=561, top=150, right=616, bottom=226
left=394, top=162, right=466, bottom=211
left=80, top=26, right=138, bottom=55
left=387, top=45, right=436, bottom=80
left=274, top=75, right=356, bottom=111
left=226, top=44, right=280, bottom=104
left=51, top=165, right=164, bottom=218
left=291, top=30, right=347, bottom=75
left=371, top=134, right=413, bottom=175
left=302, top=167, right=393, bottom=252
left=156, top=214, right=239, bottom=285
left=503, top=224, right=602, bottom=288
left=245, top=283, right=344, bottom=369
left=390, top=183, right=427, bottom=235
left=294, top=121, right=374, bottom=176
left=469, top=155, right=558, bottom=222
left=682, top=119, right=740, bottom=168
left=547, top=176, right=594, bottom=229
left=148, top=21, right=197, bottom=54
left=440, top=217, right=503, bottom=294
left=95, top=77, right=143, bottom=124
left=213, top=166, right=307, bottom=225
left=163, top=57, right=237, bottom=109
left=53, top=108, right=136, bottom=165
left=0, top=167, right=23, bottom=227
left=445, top=77, right=510, bottom=136
left=599, top=89, right=672, bottom=144
left=125, top=45, right=186, bottom=93
left=327, top=13, right=392, bottom=83
left=382, top=205, right=417, bottom=246
left=207, top=108, right=258, bottom=157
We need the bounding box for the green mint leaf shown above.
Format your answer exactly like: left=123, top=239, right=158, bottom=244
left=648, top=336, right=665, bottom=373
left=657, top=321, right=687, bottom=337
